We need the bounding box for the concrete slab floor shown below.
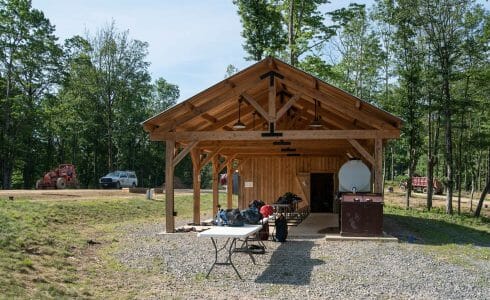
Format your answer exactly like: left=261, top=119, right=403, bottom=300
left=288, top=213, right=339, bottom=239
left=287, top=213, right=399, bottom=242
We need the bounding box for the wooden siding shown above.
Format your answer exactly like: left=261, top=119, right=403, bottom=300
left=238, top=156, right=343, bottom=208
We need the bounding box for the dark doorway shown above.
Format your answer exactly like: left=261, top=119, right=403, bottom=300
left=310, top=173, right=334, bottom=213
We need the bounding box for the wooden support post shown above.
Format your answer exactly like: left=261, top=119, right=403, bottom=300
left=212, top=155, right=220, bottom=217
left=226, top=161, right=233, bottom=209
left=191, top=148, right=201, bottom=225
left=268, top=74, right=276, bottom=122
left=165, top=140, right=175, bottom=233
left=374, top=138, right=383, bottom=193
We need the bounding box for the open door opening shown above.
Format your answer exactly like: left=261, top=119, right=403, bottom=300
left=310, top=173, right=334, bottom=213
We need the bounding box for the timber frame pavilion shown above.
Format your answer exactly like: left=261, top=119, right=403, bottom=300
left=143, top=57, right=402, bottom=233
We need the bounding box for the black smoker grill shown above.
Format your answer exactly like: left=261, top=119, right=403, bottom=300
left=340, top=193, right=383, bottom=236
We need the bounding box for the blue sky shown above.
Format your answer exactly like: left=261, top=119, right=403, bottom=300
left=32, top=0, right=489, bottom=102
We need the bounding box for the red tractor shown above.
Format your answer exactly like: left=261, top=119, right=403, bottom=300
left=36, top=164, right=79, bottom=189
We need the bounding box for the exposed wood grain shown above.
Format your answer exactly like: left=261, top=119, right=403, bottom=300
left=165, top=140, right=175, bottom=233
left=276, top=93, right=301, bottom=121
left=191, top=148, right=201, bottom=224
left=199, top=147, right=223, bottom=170
left=374, top=138, right=383, bottom=193
left=172, top=141, right=198, bottom=169
left=212, top=155, right=220, bottom=217
left=226, top=161, right=233, bottom=209
left=242, top=92, right=270, bottom=122
left=348, top=139, right=375, bottom=166
left=151, top=129, right=401, bottom=141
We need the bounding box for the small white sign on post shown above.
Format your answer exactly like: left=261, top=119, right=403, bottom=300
left=244, top=181, right=253, bottom=188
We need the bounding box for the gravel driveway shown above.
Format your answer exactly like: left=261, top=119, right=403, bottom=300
left=115, top=223, right=489, bottom=299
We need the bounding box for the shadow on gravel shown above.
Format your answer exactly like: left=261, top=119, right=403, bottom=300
left=255, top=241, right=323, bottom=285
left=384, top=214, right=490, bottom=247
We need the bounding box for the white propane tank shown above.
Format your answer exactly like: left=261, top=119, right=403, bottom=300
left=338, top=159, right=371, bottom=192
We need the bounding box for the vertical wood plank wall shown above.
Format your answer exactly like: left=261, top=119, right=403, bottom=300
left=238, top=156, right=343, bottom=208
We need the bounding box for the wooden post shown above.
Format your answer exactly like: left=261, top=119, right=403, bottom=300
left=268, top=74, right=276, bottom=122
left=165, top=140, right=175, bottom=233
left=374, top=138, right=383, bottom=194
left=212, top=155, right=220, bottom=217
left=227, top=161, right=233, bottom=209
left=191, top=148, right=201, bottom=225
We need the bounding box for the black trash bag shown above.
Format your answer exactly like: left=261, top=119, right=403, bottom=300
left=249, top=200, right=265, bottom=210
left=241, top=207, right=262, bottom=224
left=225, top=208, right=245, bottom=227
left=275, top=214, right=288, bottom=242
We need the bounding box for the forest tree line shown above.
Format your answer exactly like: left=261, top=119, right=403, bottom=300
left=233, top=0, right=489, bottom=215
left=0, top=0, right=186, bottom=189
left=1, top=0, right=489, bottom=215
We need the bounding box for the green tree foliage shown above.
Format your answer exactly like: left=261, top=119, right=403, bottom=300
left=0, top=5, right=183, bottom=189
left=234, top=0, right=335, bottom=66
left=233, top=0, right=285, bottom=61
left=0, top=0, right=62, bottom=188
left=328, top=4, right=385, bottom=101
left=152, top=77, right=179, bottom=112
left=235, top=0, right=489, bottom=215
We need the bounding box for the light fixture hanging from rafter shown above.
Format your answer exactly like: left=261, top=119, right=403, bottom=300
left=309, top=99, right=323, bottom=128
left=232, top=97, right=246, bottom=130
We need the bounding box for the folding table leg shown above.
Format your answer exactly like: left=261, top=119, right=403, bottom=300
left=227, top=238, right=242, bottom=279
left=205, top=237, right=242, bottom=280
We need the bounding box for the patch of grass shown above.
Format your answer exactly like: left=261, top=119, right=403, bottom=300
left=384, top=204, right=490, bottom=264
left=0, top=194, right=214, bottom=298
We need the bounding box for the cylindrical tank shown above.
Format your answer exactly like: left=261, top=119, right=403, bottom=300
left=338, top=159, right=371, bottom=192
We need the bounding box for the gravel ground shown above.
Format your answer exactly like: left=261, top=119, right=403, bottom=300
left=114, top=223, right=489, bottom=299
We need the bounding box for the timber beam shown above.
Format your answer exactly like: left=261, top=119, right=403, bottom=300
left=150, top=129, right=400, bottom=141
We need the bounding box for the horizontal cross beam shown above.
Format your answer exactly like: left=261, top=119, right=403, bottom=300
left=150, top=129, right=400, bottom=141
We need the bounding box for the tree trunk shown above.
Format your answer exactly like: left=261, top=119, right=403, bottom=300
left=427, top=90, right=433, bottom=210
left=442, top=64, right=453, bottom=214
left=406, top=166, right=412, bottom=209
left=474, top=180, right=489, bottom=217
left=391, top=146, right=394, bottom=181
left=474, top=148, right=490, bottom=217
left=288, top=0, right=295, bottom=66
left=457, top=75, right=469, bottom=214
left=1, top=55, right=14, bottom=189
left=457, top=111, right=464, bottom=215
left=470, top=172, right=475, bottom=212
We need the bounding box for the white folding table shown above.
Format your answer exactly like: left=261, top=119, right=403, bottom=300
left=197, top=224, right=262, bottom=279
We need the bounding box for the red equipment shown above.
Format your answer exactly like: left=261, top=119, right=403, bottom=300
left=260, top=205, right=274, bottom=218
left=35, top=164, right=79, bottom=189
left=400, top=177, right=443, bottom=195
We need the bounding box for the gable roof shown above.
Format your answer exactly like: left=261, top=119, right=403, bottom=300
left=143, top=57, right=401, bottom=158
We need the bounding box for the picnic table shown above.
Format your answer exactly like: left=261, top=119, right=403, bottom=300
left=197, top=224, right=262, bottom=279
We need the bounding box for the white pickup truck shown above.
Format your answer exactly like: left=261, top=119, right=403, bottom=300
left=99, top=171, right=138, bottom=189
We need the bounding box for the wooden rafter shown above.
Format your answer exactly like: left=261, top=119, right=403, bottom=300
left=278, top=76, right=398, bottom=130
left=151, top=77, right=264, bottom=133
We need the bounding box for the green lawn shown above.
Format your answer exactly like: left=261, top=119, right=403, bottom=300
left=0, top=194, right=488, bottom=298
left=0, top=194, right=214, bottom=298
left=384, top=205, right=490, bottom=264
